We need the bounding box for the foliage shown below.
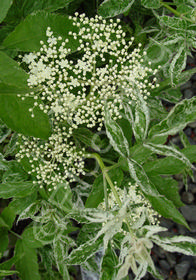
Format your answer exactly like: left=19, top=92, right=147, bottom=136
left=0, top=1, right=196, bottom=280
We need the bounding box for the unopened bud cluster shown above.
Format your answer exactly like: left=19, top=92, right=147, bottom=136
left=17, top=14, right=159, bottom=189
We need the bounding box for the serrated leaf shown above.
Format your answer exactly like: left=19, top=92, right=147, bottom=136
left=85, top=168, right=124, bottom=208
left=105, top=107, right=130, bottom=157
left=0, top=181, right=37, bottom=198
left=3, top=11, right=80, bottom=52
left=141, top=0, right=160, bottom=9
left=148, top=176, right=183, bottom=208
left=0, top=95, right=51, bottom=139
left=98, top=0, right=135, bottom=18
left=148, top=97, right=196, bottom=140
left=0, top=0, right=13, bottom=23
left=15, top=239, right=41, bottom=280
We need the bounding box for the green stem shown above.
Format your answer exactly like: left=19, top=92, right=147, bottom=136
left=161, top=2, right=193, bottom=23
left=103, top=175, right=108, bottom=210
left=9, top=230, right=22, bottom=239
left=87, top=153, right=134, bottom=234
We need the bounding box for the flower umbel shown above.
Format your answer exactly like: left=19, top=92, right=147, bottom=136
left=17, top=14, right=159, bottom=188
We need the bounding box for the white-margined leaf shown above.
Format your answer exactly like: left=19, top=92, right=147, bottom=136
left=143, top=142, right=195, bottom=175
left=123, top=87, right=150, bottom=142
left=148, top=97, right=196, bottom=139
left=141, top=0, right=160, bottom=9
left=169, top=45, right=187, bottom=85
left=104, top=106, right=130, bottom=157
left=98, top=0, right=135, bottom=18
left=152, top=235, right=196, bottom=255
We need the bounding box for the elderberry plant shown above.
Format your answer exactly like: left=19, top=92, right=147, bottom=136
left=0, top=2, right=196, bottom=280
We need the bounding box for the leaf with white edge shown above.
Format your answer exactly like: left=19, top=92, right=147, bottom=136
left=65, top=238, right=103, bottom=265
left=0, top=95, right=51, bottom=139
left=0, top=0, right=13, bottom=23
left=0, top=181, right=38, bottom=199
left=169, top=46, right=187, bottom=85
left=3, top=11, right=80, bottom=52
left=141, top=0, right=160, bottom=9
left=151, top=235, right=196, bottom=255
left=98, top=0, right=135, bottom=18
left=127, top=158, right=189, bottom=227
left=159, top=15, right=188, bottom=32
left=160, top=88, right=182, bottom=103
left=0, top=270, right=18, bottom=277
left=123, top=89, right=150, bottom=141
left=105, top=107, right=130, bottom=157
left=143, top=143, right=194, bottom=174
left=53, top=239, right=70, bottom=280
left=15, top=239, right=41, bottom=280
left=148, top=97, right=196, bottom=140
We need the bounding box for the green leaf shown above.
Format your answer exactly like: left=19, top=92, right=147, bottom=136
left=105, top=107, right=130, bottom=157
left=148, top=176, right=183, bottom=208
left=98, top=0, right=135, bottom=18
left=85, top=168, right=124, bottom=208
left=127, top=158, right=189, bottom=227
left=141, top=0, right=160, bottom=9
left=100, top=244, right=118, bottom=280
left=143, top=143, right=194, bottom=175
left=0, top=123, right=11, bottom=144
left=21, top=226, right=48, bottom=249
left=0, top=0, right=13, bottom=23
left=0, top=229, right=9, bottom=253
left=9, top=193, right=37, bottom=215
left=48, top=183, right=73, bottom=212
left=0, top=205, right=16, bottom=229
left=73, top=127, right=101, bottom=148
left=160, top=88, right=182, bottom=103
left=0, top=95, right=51, bottom=139
left=143, top=157, right=185, bottom=176
left=0, top=270, right=18, bottom=277
left=0, top=51, right=29, bottom=91
left=0, top=181, right=37, bottom=198
left=6, top=0, right=74, bottom=23
left=15, top=239, right=41, bottom=280
left=148, top=97, right=196, bottom=140
left=3, top=11, right=80, bottom=52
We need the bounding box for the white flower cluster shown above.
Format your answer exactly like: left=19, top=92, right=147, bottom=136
left=17, top=14, right=159, bottom=189
left=100, top=182, right=159, bottom=226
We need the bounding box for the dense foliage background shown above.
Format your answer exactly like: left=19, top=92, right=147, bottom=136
left=0, top=0, right=196, bottom=279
